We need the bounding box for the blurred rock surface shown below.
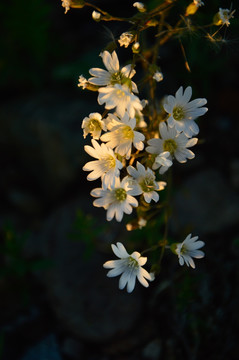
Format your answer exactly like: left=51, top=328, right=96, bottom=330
left=171, top=168, right=239, bottom=235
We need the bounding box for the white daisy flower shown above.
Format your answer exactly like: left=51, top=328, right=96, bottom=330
left=100, top=113, right=145, bottom=159
left=118, top=32, right=134, bottom=48
left=103, top=242, right=154, bottom=293
left=82, top=112, right=107, bottom=139
left=175, top=233, right=205, bottom=269
left=83, top=139, right=123, bottom=189
left=163, top=86, right=208, bottom=137
left=61, top=0, right=71, bottom=14
left=153, top=71, right=163, bottom=82
left=98, top=84, right=142, bottom=118
left=146, top=121, right=198, bottom=173
left=88, top=51, right=138, bottom=93
left=91, top=177, right=138, bottom=222
left=127, top=162, right=163, bottom=203
left=218, top=8, right=235, bottom=27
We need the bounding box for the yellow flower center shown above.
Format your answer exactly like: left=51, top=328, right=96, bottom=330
left=180, top=244, right=187, bottom=255
left=122, top=125, right=134, bottom=140
left=139, top=175, right=155, bottom=193
left=88, top=119, right=102, bottom=132
left=173, top=106, right=185, bottom=121
left=163, top=139, right=177, bottom=155
left=111, top=72, right=131, bottom=88
left=116, top=89, right=126, bottom=98
left=115, top=188, right=127, bottom=202
left=128, top=256, right=139, bottom=268
left=102, top=155, right=116, bottom=170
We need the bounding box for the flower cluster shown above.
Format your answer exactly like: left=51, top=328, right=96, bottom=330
left=80, top=50, right=208, bottom=224
left=59, top=0, right=229, bottom=292
left=76, top=49, right=207, bottom=291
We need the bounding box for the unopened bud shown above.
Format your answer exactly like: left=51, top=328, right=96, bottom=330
left=132, top=42, right=140, bottom=53
left=133, top=2, right=146, bottom=13
left=92, top=11, right=101, bottom=21
left=153, top=70, right=163, bottom=82
left=185, top=3, right=198, bottom=16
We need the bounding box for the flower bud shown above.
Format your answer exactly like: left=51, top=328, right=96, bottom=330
left=185, top=3, right=198, bottom=16
left=132, top=42, right=140, bottom=54
left=92, top=10, right=101, bottom=21
left=133, top=2, right=146, bottom=13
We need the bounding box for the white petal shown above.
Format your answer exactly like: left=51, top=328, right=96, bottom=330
left=138, top=256, right=147, bottom=266
left=175, top=86, right=183, bottom=99
left=107, top=266, right=125, bottom=277
left=112, top=242, right=129, bottom=258
left=115, top=206, right=124, bottom=222
left=127, top=274, right=136, bottom=293
left=119, top=271, right=130, bottom=290
left=182, top=86, right=192, bottom=104
left=179, top=256, right=185, bottom=266
left=137, top=269, right=149, bottom=288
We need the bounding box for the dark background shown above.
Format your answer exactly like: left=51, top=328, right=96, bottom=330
left=0, top=1, right=239, bottom=359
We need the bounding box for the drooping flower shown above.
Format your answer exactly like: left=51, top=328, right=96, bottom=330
left=91, top=177, right=138, bottom=222
left=100, top=113, right=145, bottom=159
left=118, top=32, right=134, bottom=48
left=193, top=0, right=204, bottom=7
left=88, top=51, right=138, bottom=93
left=217, top=8, right=235, bottom=27
left=98, top=84, right=142, bottom=118
left=175, top=234, right=205, bottom=269
left=127, top=162, right=165, bottom=203
left=154, top=151, right=173, bottom=174
left=61, top=0, right=71, bottom=13
left=103, top=242, right=154, bottom=292
left=163, top=86, right=208, bottom=137
left=146, top=121, right=198, bottom=173
left=82, top=112, right=107, bottom=139
left=83, top=139, right=123, bottom=189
